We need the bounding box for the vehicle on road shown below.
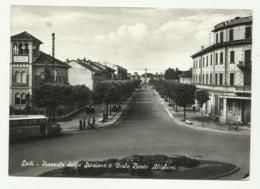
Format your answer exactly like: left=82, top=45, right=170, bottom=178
left=9, top=115, right=61, bottom=142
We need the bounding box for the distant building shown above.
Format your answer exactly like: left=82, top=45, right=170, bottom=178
left=10, top=31, right=70, bottom=109
left=67, top=58, right=115, bottom=90
left=131, top=72, right=140, bottom=80
left=191, top=16, right=252, bottom=125
left=113, top=65, right=127, bottom=80
left=179, top=69, right=192, bottom=84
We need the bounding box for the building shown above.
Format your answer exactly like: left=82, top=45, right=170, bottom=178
left=113, top=65, right=127, bottom=80
left=131, top=72, right=140, bottom=80
left=67, top=58, right=115, bottom=90
left=179, top=69, right=192, bottom=84
left=10, top=31, right=70, bottom=109
left=191, top=16, right=252, bottom=125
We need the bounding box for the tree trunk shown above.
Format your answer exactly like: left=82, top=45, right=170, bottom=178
left=183, top=106, right=186, bottom=121
left=201, top=109, right=204, bottom=127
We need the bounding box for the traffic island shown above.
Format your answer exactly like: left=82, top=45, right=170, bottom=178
left=39, top=154, right=239, bottom=179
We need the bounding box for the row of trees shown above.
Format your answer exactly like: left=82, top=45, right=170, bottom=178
left=33, top=83, right=91, bottom=118
left=153, top=80, right=209, bottom=122
left=93, top=80, right=141, bottom=117
left=164, top=68, right=182, bottom=80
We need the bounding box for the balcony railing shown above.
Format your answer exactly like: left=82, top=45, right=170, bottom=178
left=237, top=61, right=251, bottom=71
left=195, top=84, right=251, bottom=94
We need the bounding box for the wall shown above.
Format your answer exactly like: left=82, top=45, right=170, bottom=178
left=68, top=61, right=93, bottom=90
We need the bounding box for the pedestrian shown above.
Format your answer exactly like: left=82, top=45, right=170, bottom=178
left=83, top=117, right=86, bottom=128
left=79, top=119, right=82, bottom=130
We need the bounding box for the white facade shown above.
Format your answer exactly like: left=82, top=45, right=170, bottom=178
left=68, top=60, right=94, bottom=90
left=191, top=16, right=252, bottom=125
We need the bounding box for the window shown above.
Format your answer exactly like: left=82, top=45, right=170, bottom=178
left=203, top=74, right=204, bottom=84
left=220, top=52, right=223, bottom=64
left=245, top=27, right=252, bottom=39
left=206, top=56, right=208, bottom=67
left=219, top=73, right=223, bottom=85
left=215, top=53, right=218, bottom=65
left=21, top=93, right=26, bottom=104
left=15, top=72, right=21, bottom=83
left=230, top=51, right=235, bottom=63
left=216, top=33, right=218, bottom=43
left=21, top=72, right=27, bottom=84
left=203, top=57, right=205, bottom=67
left=210, top=54, right=213, bottom=65
left=13, top=43, right=18, bottom=54
left=18, top=44, right=23, bottom=54
left=24, top=43, right=29, bottom=54
left=230, top=73, right=234, bottom=85
left=206, top=74, right=208, bottom=84
left=229, top=29, right=233, bottom=41
left=15, top=93, right=20, bottom=105
left=220, top=32, right=223, bottom=43
left=199, top=58, right=201, bottom=68
left=215, top=74, right=218, bottom=85
left=210, top=74, right=212, bottom=84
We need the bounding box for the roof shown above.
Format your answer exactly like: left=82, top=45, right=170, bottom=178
left=69, top=59, right=115, bottom=73
left=9, top=115, right=47, bottom=121
left=11, top=31, right=43, bottom=44
left=212, top=16, right=252, bottom=32
left=180, top=69, right=192, bottom=78
left=33, top=51, right=71, bottom=68
left=191, top=39, right=251, bottom=58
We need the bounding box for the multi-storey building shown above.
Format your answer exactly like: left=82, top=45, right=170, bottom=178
left=113, top=65, right=127, bottom=80
left=67, top=58, right=115, bottom=90
left=179, top=69, right=192, bottom=84
left=191, top=16, right=252, bottom=125
left=10, top=31, right=70, bottom=110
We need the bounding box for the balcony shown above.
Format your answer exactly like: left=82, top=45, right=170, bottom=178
left=235, top=86, right=251, bottom=94
left=195, top=84, right=251, bottom=94
left=237, top=61, right=251, bottom=71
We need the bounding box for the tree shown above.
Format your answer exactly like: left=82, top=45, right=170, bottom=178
left=33, top=83, right=65, bottom=117
left=164, top=68, right=179, bottom=80
left=174, top=83, right=196, bottom=121
left=195, top=89, right=209, bottom=127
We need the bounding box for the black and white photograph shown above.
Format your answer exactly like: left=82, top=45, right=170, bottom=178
left=1, top=0, right=260, bottom=188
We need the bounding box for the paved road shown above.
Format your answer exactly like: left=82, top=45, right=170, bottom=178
left=9, top=87, right=250, bottom=179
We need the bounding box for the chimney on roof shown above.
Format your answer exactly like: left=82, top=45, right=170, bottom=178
left=52, top=33, right=55, bottom=60
left=201, top=45, right=204, bottom=50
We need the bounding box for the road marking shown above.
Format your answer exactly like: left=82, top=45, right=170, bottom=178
left=161, top=102, right=173, bottom=118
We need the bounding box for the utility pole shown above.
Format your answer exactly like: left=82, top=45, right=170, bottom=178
left=144, top=68, right=147, bottom=88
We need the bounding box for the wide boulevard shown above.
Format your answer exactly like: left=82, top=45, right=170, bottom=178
left=9, top=87, right=250, bottom=179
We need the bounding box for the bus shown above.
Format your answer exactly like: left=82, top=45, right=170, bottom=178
left=9, top=115, right=61, bottom=142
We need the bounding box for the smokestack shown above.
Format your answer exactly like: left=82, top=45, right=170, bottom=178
left=51, top=33, right=56, bottom=82
left=52, top=33, right=55, bottom=60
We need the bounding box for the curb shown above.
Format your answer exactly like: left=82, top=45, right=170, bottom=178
left=61, top=97, right=133, bottom=135
left=156, top=91, right=250, bottom=136
left=204, top=166, right=240, bottom=180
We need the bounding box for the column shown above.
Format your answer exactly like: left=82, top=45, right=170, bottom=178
left=223, top=98, right=227, bottom=123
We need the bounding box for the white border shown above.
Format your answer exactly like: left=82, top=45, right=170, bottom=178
left=1, top=0, right=260, bottom=189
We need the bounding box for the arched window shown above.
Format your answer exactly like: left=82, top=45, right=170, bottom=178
left=16, top=71, right=21, bottom=83
left=18, top=44, right=23, bottom=54
left=21, top=93, right=26, bottom=104
left=21, top=72, right=27, bottom=84
left=13, top=43, right=18, bottom=54
left=15, top=93, right=20, bottom=105
left=24, top=43, right=29, bottom=54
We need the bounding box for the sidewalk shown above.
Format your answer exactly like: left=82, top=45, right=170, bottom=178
left=155, top=90, right=250, bottom=136
left=59, top=96, right=133, bottom=134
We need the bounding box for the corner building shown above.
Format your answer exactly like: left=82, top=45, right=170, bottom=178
left=10, top=31, right=70, bottom=110
left=191, top=16, right=252, bottom=125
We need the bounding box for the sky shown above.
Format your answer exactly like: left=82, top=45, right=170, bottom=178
left=11, top=6, right=252, bottom=74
